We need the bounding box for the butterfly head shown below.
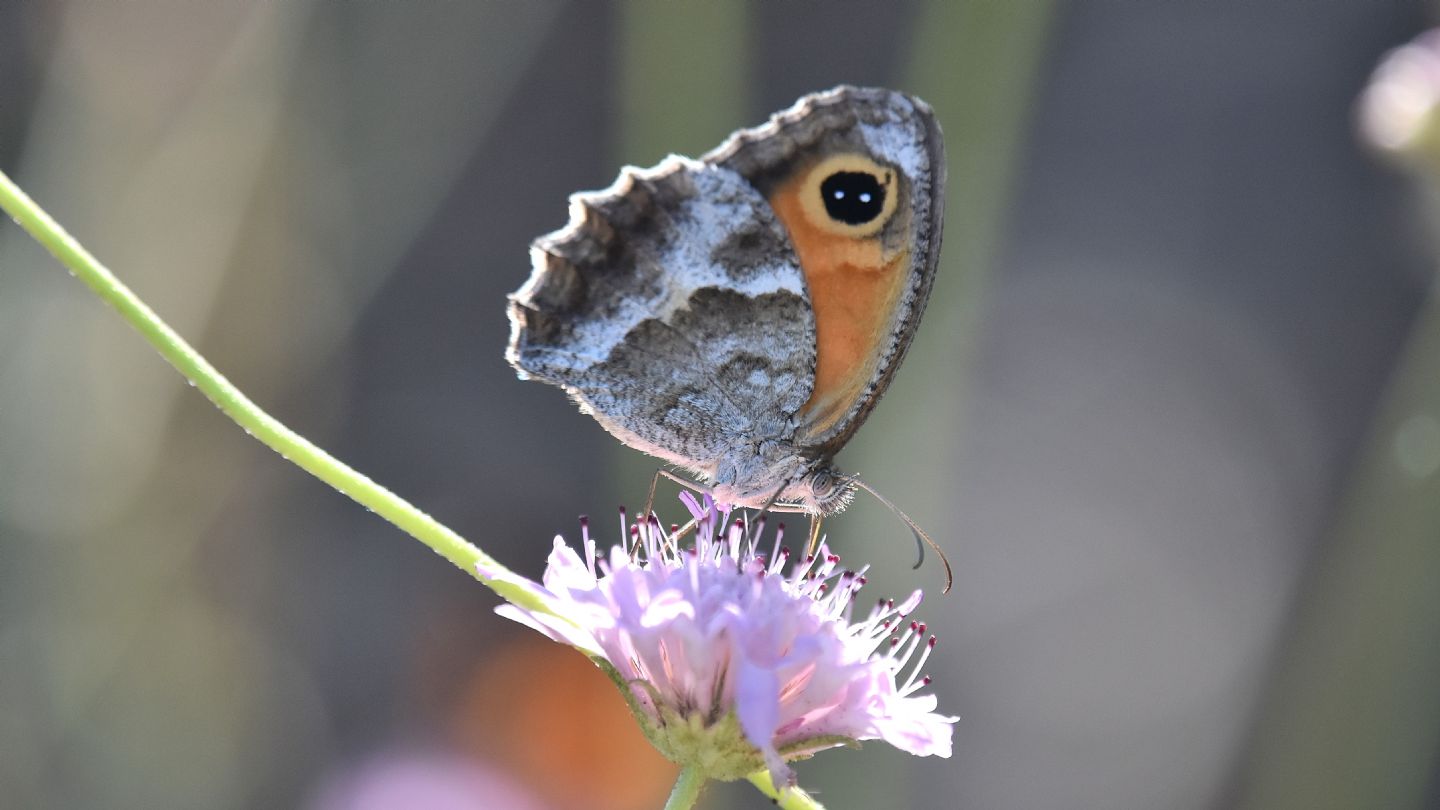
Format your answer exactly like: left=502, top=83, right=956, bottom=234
left=798, top=464, right=858, bottom=516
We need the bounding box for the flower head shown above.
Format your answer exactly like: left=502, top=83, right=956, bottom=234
left=482, top=493, right=956, bottom=788
left=1359, top=30, right=1440, bottom=164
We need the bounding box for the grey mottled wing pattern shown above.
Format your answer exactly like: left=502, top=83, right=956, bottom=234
left=506, top=156, right=816, bottom=480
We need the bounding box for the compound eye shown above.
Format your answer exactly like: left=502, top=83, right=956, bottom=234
left=810, top=470, right=835, bottom=499
left=797, top=153, right=899, bottom=238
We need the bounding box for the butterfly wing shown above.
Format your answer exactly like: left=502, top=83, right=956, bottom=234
left=705, top=86, right=946, bottom=457
left=506, top=156, right=817, bottom=484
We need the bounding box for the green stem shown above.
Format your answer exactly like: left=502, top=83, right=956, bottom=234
left=746, top=770, right=826, bottom=810
left=0, top=168, right=547, bottom=613
left=662, top=766, right=705, bottom=810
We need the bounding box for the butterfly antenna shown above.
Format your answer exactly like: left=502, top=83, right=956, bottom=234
left=851, top=477, right=952, bottom=594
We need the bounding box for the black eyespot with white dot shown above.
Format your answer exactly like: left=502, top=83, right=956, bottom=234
left=819, top=171, right=887, bottom=226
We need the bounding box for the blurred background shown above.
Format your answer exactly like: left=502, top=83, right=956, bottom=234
left=1, top=1, right=1437, bottom=808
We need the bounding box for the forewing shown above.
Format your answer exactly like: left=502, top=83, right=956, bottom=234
left=507, top=157, right=816, bottom=478
left=704, top=86, right=945, bottom=456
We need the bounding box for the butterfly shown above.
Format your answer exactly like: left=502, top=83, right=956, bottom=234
left=507, top=86, right=945, bottom=558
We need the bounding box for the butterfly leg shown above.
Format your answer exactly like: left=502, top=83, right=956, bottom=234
left=747, top=499, right=812, bottom=558
left=640, top=469, right=663, bottom=549
left=639, top=468, right=711, bottom=551
left=653, top=468, right=710, bottom=505
left=644, top=469, right=704, bottom=525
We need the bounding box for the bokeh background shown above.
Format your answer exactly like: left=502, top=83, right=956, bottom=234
left=2, top=1, right=1438, bottom=808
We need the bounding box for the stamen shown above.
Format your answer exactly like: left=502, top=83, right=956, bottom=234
left=901, top=636, right=938, bottom=695
left=717, top=521, right=735, bottom=567
left=580, top=514, right=596, bottom=574
left=789, top=552, right=819, bottom=588
left=896, top=590, right=923, bottom=617
left=892, top=626, right=923, bottom=666
left=769, top=545, right=791, bottom=577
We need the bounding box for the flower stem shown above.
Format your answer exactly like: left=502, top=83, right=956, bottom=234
left=663, top=766, right=705, bottom=810
left=0, top=168, right=546, bottom=612
left=746, top=770, right=827, bottom=809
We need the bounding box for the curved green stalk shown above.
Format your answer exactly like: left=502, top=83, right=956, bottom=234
left=662, top=766, right=706, bottom=810
left=746, top=769, right=826, bottom=810
left=0, top=168, right=546, bottom=614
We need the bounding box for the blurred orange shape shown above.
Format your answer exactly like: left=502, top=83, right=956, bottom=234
left=451, top=636, right=677, bottom=810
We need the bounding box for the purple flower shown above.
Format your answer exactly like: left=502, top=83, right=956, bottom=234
left=481, top=493, right=956, bottom=789
left=1359, top=30, right=1440, bottom=162
left=307, top=751, right=546, bottom=810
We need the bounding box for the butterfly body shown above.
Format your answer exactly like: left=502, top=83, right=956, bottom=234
left=508, top=86, right=945, bottom=516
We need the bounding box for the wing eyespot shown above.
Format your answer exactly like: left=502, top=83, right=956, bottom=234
left=796, top=153, right=899, bottom=239
left=821, top=170, right=887, bottom=225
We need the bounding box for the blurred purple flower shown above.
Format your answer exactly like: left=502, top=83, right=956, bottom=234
left=481, top=493, right=956, bottom=789
left=307, top=750, right=546, bottom=810
left=1359, top=29, right=1440, bottom=161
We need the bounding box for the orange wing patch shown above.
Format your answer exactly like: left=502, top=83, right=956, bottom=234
left=767, top=153, right=912, bottom=439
